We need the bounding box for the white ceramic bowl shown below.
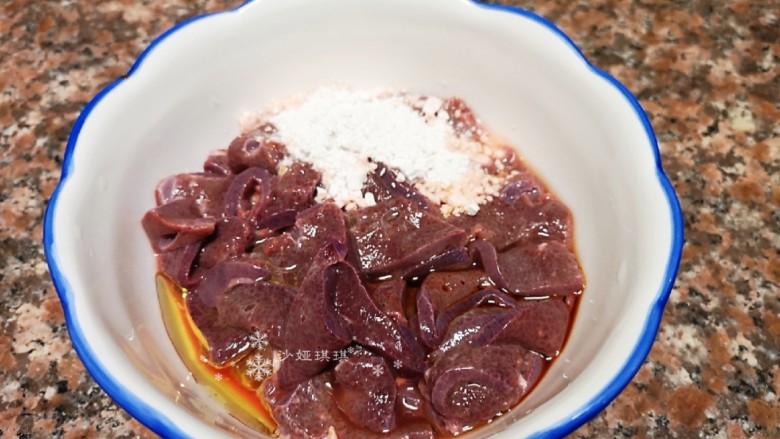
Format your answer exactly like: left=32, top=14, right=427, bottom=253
left=44, top=0, right=683, bottom=437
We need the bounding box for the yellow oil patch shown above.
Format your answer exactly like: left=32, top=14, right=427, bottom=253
left=157, top=274, right=277, bottom=434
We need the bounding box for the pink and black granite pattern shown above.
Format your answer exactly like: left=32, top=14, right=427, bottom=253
left=1, top=0, right=777, bottom=437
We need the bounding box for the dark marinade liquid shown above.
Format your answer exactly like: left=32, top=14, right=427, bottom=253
left=143, top=97, right=585, bottom=438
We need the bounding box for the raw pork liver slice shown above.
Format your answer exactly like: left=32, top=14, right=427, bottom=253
left=142, top=198, right=216, bottom=253
left=222, top=167, right=272, bottom=220
left=434, top=288, right=517, bottom=339
left=347, top=199, right=466, bottom=275
left=332, top=262, right=426, bottom=373
left=436, top=300, right=570, bottom=358
left=264, top=374, right=334, bottom=439
left=227, top=134, right=287, bottom=174
left=277, top=247, right=351, bottom=389
left=367, top=278, right=407, bottom=325
left=196, top=217, right=252, bottom=270
left=451, top=179, right=573, bottom=251
left=262, top=161, right=321, bottom=217
left=469, top=239, right=509, bottom=291
left=496, top=241, right=584, bottom=296
left=203, top=150, right=231, bottom=175
left=333, top=355, right=397, bottom=433
left=259, top=202, right=347, bottom=287
left=363, top=161, right=431, bottom=210
left=489, top=299, right=570, bottom=357
left=265, top=373, right=434, bottom=439
left=415, top=270, right=488, bottom=348
left=195, top=259, right=271, bottom=307
left=449, top=193, right=528, bottom=251
left=399, top=247, right=470, bottom=280
left=520, top=199, right=572, bottom=244
left=158, top=242, right=201, bottom=288
left=154, top=172, right=231, bottom=218
left=216, top=281, right=296, bottom=348
left=435, top=308, right=516, bottom=356
left=185, top=292, right=252, bottom=366
left=423, top=345, right=543, bottom=435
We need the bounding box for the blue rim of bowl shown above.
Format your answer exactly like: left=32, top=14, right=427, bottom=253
left=42, top=1, right=684, bottom=438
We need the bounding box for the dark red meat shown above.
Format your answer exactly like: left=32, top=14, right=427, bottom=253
left=423, top=345, right=543, bottom=435
left=263, top=374, right=334, bottom=439
left=277, top=246, right=350, bottom=389
left=197, top=217, right=252, bottom=270
left=469, top=240, right=509, bottom=291
left=195, top=258, right=271, bottom=307
left=434, top=288, right=516, bottom=339
left=154, top=172, right=231, bottom=218
left=265, top=374, right=434, bottom=439
left=399, top=247, right=470, bottom=281
left=521, top=199, right=573, bottom=244
left=367, top=278, right=407, bottom=325
left=223, top=167, right=272, bottom=220
left=260, top=161, right=321, bottom=220
left=227, top=134, right=287, bottom=174
left=203, top=150, right=231, bottom=176
left=488, top=299, right=570, bottom=357
left=347, top=199, right=467, bottom=275
left=158, top=242, right=201, bottom=288
left=216, top=281, right=296, bottom=348
left=332, top=262, right=426, bottom=374
left=435, top=308, right=516, bottom=356
left=499, top=172, right=545, bottom=206
left=333, top=355, right=397, bottom=433
left=496, top=241, right=584, bottom=296
left=142, top=198, right=216, bottom=253
left=185, top=292, right=252, bottom=366
left=449, top=195, right=528, bottom=251
left=416, top=270, right=488, bottom=348
left=259, top=202, right=348, bottom=287
left=363, top=162, right=431, bottom=210
left=437, top=300, right=570, bottom=358
left=396, top=378, right=426, bottom=420
left=451, top=177, right=573, bottom=251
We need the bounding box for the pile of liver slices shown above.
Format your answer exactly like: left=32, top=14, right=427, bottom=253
left=143, top=122, right=584, bottom=439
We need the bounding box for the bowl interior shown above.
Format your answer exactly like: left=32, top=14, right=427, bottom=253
left=49, top=0, right=677, bottom=437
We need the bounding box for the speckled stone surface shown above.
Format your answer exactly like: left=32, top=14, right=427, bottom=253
left=0, top=0, right=777, bottom=437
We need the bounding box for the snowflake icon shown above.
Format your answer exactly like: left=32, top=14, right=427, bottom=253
left=246, top=354, right=272, bottom=381
left=371, top=364, right=384, bottom=377
left=393, top=360, right=403, bottom=370
left=249, top=330, right=268, bottom=350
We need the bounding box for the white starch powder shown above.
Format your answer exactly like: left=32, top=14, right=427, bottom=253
left=247, top=88, right=505, bottom=216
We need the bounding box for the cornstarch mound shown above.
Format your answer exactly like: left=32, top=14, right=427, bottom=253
left=245, top=88, right=509, bottom=216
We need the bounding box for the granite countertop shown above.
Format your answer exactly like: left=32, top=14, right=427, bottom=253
left=1, top=0, right=777, bottom=437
